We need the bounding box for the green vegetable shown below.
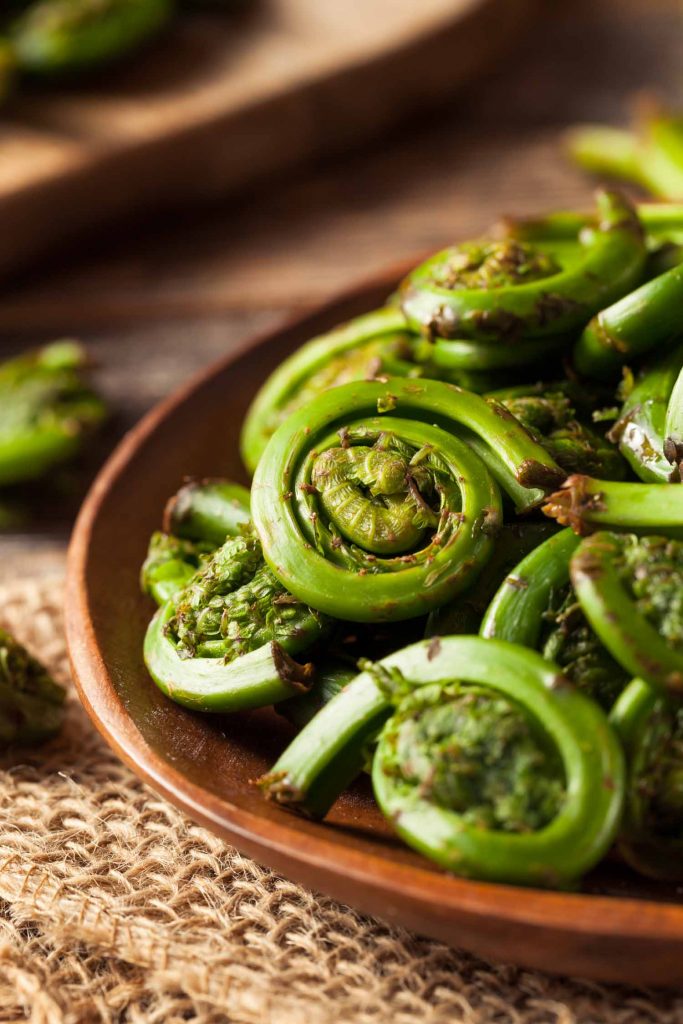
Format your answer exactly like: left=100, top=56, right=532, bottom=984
left=251, top=376, right=566, bottom=622
left=574, top=263, right=683, bottom=379
left=566, top=109, right=683, bottom=200
left=0, top=628, right=65, bottom=746
left=10, top=0, right=174, bottom=74
left=262, top=636, right=624, bottom=887
left=570, top=532, right=683, bottom=697
left=609, top=344, right=683, bottom=483
left=426, top=521, right=558, bottom=638
left=240, top=308, right=423, bottom=474
left=543, top=475, right=683, bottom=538
left=140, top=531, right=212, bottom=606
left=163, top=477, right=250, bottom=545
left=0, top=340, right=105, bottom=486
left=277, top=658, right=355, bottom=732
left=144, top=532, right=329, bottom=712
left=481, top=527, right=627, bottom=709
left=489, top=383, right=626, bottom=479
left=400, top=192, right=646, bottom=342
left=611, top=679, right=683, bottom=880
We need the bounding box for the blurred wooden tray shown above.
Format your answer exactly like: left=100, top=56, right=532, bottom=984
left=0, top=0, right=537, bottom=277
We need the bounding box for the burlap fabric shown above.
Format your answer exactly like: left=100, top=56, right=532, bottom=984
left=0, top=579, right=681, bottom=1024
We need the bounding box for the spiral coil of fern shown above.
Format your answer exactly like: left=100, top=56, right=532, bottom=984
left=251, top=377, right=569, bottom=623
left=400, top=192, right=646, bottom=345
left=261, top=636, right=624, bottom=886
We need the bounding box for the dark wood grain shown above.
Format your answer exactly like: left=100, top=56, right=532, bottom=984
left=67, top=273, right=683, bottom=987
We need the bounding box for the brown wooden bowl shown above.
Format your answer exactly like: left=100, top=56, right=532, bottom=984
left=67, top=269, right=683, bottom=987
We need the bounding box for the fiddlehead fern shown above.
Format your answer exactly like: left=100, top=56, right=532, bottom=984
left=163, top=478, right=251, bottom=545
left=144, top=531, right=330, bottom=712
left=251, top=377, right=567, bottom=622
left=610, top=679, right=683, bottom=881
left=262, top=636, right=624, bottom=886
left=241, top=308, right=423, bottom=474
left=141, top=477, right=251, bottom=605
left=488, top=383, right=626, bottom=479
left=0, top=339, right=105, bottom=486
left=574, top=263, right=683, bottom=380
left=481, top=527, right=628, bottom=709
left=567, top=106, right=683, bottom=200
left=543, top=476, right=683, bottom=538
left=8, top=0, right=173, bottom=75
left=570, top=532, right=683, bottom=697
left=608, top=344, right=683, bottom=483
left=400, top=192, right=646, bottom=343
left=0, top=628, right=65, bottom=746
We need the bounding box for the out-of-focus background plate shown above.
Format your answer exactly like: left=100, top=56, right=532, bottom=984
left=0, top=0, right=537, bottom=278
left=67, top=269, right=683, bottom=988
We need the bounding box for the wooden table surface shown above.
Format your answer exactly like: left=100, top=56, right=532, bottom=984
left=0, top=0, right=679, bottom=580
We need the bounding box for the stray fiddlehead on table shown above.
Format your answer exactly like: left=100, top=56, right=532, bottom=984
left=8, top=0, right=174, bottom=75
left=262, top=636, right=624, bottom=887
left=251, top=377, right=568, bottom=623
left=0, top=339, right=105, bottom=486
left=0, top=628, right=65, bottom=746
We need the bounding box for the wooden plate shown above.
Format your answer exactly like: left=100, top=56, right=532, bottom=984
left=0, top=0, right=538, bottom=278
left=66, top=270, right=683, bottom=987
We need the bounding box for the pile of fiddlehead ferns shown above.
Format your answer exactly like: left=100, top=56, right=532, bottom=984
left=142, top=188, right=683, bottom=889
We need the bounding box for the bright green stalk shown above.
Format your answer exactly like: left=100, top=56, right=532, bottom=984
left=480, top=528, right=580, bottom=646
left=574, top=263, right=683, bottom=379
left=543, top=475, right=683, bottom=538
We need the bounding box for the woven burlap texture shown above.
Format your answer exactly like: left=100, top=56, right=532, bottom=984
left=0, top=578, right=681, bottom=1024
